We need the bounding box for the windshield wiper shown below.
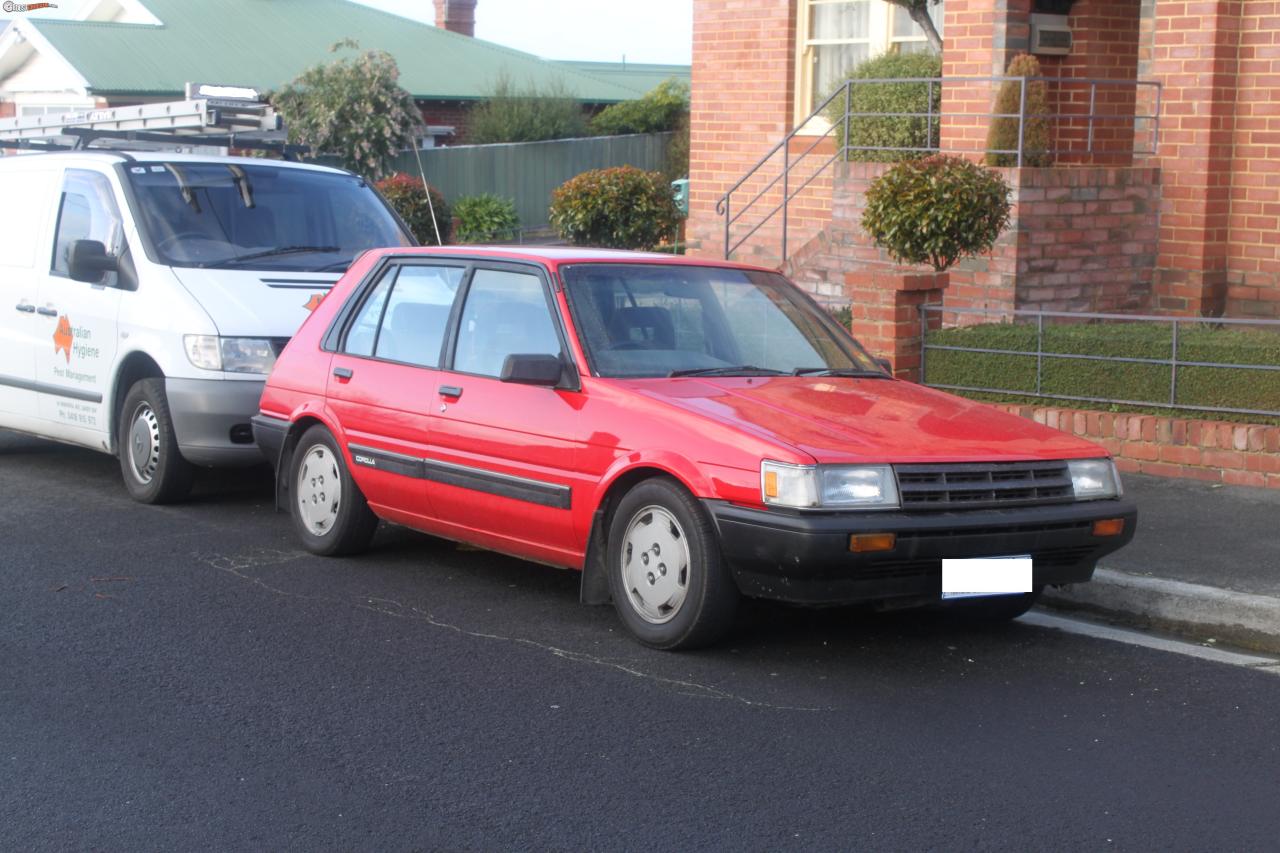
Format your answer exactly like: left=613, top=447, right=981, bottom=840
left=220, top=245, right=343, bottom=266
left=669, top=365, right=789, bottom=377
left=791, top=367, right=890, bottom=377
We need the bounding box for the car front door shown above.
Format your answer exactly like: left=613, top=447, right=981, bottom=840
left=427, top=264, right=586, bottom=565
left=325, top=260, right=466, bottom=524
left=34, top=168, right=124, bottom=439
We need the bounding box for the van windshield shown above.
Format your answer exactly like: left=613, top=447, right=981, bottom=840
left=124, top=162, right=411, bottom=271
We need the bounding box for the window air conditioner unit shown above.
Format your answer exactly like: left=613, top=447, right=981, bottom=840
left=1030, top=14, right=1072, bottom=55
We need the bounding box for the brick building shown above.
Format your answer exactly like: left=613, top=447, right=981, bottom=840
left=686, top=0, right=1280, bottom=321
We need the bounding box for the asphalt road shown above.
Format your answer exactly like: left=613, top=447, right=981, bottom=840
left=3, top=432, right=1279, bottom=851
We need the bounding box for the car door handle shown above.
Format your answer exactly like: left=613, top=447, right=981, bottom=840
left=14, top=303, right=35, bottom=314
left=35, top=306, right=58, bottom=317
left=438, top=385, right=463, bottom=398
left=332, top=366, right=353, bottom=380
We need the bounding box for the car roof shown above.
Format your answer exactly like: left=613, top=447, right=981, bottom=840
left=368, top=245, right=776, bottom=274
left=0, top=150, right=350, bottom=175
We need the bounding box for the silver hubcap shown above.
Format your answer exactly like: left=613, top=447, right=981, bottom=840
left=620, top=505, right=691, bottom=624
left=126, top=403, right=161, bottom=485
left=296, top=444, right=341, bottom=537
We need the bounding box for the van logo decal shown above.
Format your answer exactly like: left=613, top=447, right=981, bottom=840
left=303, top=293, right=325, bottom=312
left=53, top=315, right=74, bottom=363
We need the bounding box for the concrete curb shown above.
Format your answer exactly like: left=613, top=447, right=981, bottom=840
left=1042, top=568, right=1280, bottom=655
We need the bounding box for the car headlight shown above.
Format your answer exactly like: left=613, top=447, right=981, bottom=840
left=762, top=461, right=899, bottom=510
left=1068, top=458, right=1122, bottom=500
left=183, top=335, right=277, bottom=375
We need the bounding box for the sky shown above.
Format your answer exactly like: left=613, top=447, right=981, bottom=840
left=0, top=0, right=694, bottom=65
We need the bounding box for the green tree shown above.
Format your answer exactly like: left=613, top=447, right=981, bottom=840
left=272, top=39, right=421, bottom=179
left=466, top=73, right=588, bottom=144
left=884, top=1, right=944, bottom=53
left=589, top=79, right=689, bottom=136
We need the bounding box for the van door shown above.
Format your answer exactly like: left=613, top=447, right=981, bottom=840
left=0, top=167, right=59, bottom=424
left=34, top=168, right=124, bottom=440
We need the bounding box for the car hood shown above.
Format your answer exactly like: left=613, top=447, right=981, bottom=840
left=624, top=376, right=1106, bottom=464
left=169, top=267, right=341, bottom=337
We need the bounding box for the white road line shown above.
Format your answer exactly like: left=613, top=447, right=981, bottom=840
left=1022, top=610, right=1280, bottom=673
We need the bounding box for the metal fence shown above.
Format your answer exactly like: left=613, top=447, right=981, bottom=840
left=717, top=75, right=1162, bottom=262
left=319, top=132, right=674, bottom=233
left=920, top=305, right=1280, bottom=419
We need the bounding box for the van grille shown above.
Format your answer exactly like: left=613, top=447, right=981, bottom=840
left=896, top=461, right=1074, bottom=511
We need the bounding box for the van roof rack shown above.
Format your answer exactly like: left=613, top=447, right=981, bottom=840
left=0, top=83, right=309, bottom=159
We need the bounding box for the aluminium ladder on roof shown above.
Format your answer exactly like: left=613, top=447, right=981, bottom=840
left=0, top=95, right=307, bottom=157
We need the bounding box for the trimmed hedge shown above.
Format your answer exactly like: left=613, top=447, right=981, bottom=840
left=923, top=321, right=1280, bottom=420
left=549, top=166, right=680, bottom=250
left=452, top=193, right=520, bottom=243
left=824, top=51, right=942, bottom=163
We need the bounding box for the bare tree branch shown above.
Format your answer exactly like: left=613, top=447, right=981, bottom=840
left=885, top=0, right=944, bottom=54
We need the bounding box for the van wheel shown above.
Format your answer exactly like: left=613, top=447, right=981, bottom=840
left=119, top=378, right=194, bottom=504
left=606, top=477, right=739, bottom=650
left=290, top=425, right=378, bottom=556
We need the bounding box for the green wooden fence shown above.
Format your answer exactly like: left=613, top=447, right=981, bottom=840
left=320, top=132, right=675, bottom=233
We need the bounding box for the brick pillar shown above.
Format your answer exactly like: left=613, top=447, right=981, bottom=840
left=433, top=0, right=476, bottom=37
left=940, top=0, right=1031, bottom=157
left=1150, top=0, right=1242, bottom=316
left=845, top=269, right=949, bottom=382
left=686, top=0, right=796, bottom=261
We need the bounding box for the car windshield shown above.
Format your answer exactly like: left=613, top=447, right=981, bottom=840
left=124, top=162, right=411, bottom=271
left=560, top=263, right=883, bottom=378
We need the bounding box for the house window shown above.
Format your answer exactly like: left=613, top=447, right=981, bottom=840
left=889, top=1, right=945, bottom=55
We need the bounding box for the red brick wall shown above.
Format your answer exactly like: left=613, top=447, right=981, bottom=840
left=418, top=100, right=473, bottom=145
left=1225, top=5, right=1280, bottom=318
left=940, top=0, right=1032, bottom=157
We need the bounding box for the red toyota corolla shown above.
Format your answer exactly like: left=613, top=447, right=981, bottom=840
left=252, top=247, right=1135, bottom=649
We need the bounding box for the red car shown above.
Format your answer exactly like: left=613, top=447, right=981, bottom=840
left=252, top=247, right=1135, bottom=649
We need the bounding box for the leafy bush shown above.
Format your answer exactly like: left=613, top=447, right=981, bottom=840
left=374, top=173, right=450, bottom=245
left=985, top=53, right=1052, bottom=167
left=453, top=194, right=520, bottom=243
left=590, top=79, right=690, bottom=136
left=467, top=74, right=588, bottom=144
left=663, top=111, right=690, bottom=182
left=862, top=154, right=1011, bottom=271
left=549, top=166, right=680, bottom=250
left=272, top=40, right=421, bottom=179
left=923, top=321, right=1280, bottom=421
left=824, top=51, right=942, bottom=163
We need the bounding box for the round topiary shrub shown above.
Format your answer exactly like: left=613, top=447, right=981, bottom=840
left=861, top=154, right=1012, bottom=271
left=452, top=193, right=521, bottom=243
left=985, top=53, right=1052, bottom=167
left=374, top=173, right=451, bottom=245
left=824, top=50, right=942, bottom=163
left=549, top=166, right=680, bottom=250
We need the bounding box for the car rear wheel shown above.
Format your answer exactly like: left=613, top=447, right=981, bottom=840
left=290, top=424, right=378, bottom=556
left=606, top=477, right=738, bottom=650
left=119, top=378, right=194, bottom=504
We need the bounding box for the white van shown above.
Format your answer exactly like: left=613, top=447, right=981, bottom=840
left=0, top=151, right=413, bottom=503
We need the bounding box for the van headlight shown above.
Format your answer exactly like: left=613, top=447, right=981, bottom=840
left=184, top=335, right=277, bottom=374
left=762, top=461, right=899, bottom=510
left=1068, top=458, right=1122, bottom=500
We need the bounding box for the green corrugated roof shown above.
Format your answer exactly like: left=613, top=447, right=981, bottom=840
left=27, top=0, right=646, bottom=102
left=553, top=61, right=691, bottom=96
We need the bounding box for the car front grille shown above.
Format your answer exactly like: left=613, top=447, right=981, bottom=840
left=895, top=461, right=1075, bottom=511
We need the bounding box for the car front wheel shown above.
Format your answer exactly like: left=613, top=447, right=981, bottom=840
left=119, top=378, right=194, bottom=504
left=290, top=424, right=378, bottom=556
left=606, top=477, right=738, bottom=650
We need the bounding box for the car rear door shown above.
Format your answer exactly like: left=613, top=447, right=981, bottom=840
left=425, top=263, right=587, bottom=564
left=325, top=260, right=466, bottom=524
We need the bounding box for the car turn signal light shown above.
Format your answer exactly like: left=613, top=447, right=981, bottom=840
left=849, top=533, right=896, bottom=553
left=1092, top=518, right=1125, bottom=537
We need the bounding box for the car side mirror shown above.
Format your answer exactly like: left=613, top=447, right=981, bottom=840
left=67, top=239, right=118, bottom=284
left=500, top=353, right=564, bottom=387
left=874, top=357, right=893, bottom=374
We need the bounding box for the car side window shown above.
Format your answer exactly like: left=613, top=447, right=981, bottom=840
left=374, top=265, right=464, bottom=367
left=51, top=169, right=125, bottom=286
left=343, top=269, right=395, bottom=358
left=452, top=268, right=560, bottom=377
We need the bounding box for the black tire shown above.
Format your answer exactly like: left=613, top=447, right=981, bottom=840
left=118, top=377, right=194, bottom=504
left=289, top=425, right=378, bottom=556
left=606, top=477, right=739, bottom=650
left=941, top=587, right=1043, bottom=622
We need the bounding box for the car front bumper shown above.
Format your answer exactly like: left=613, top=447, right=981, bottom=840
left=165, top=377, right=266, bottom=467
left=706, top=497, right=1137, bottom=606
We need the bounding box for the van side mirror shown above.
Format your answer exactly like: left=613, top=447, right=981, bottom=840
left=500, top=353, right=564, bottom=387
left=67, top=239, right=118, bottom=284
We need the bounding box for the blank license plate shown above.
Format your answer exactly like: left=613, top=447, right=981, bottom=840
left=942, top=556, right=1033, bottom=600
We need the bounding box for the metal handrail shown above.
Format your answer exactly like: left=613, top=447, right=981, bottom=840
left=716, top=75, right=1163, bottom=263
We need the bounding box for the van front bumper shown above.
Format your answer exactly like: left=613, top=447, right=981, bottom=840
left=165, top=377, right=266, bottom=467
left=706, top=498, right=1137, bottom=606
